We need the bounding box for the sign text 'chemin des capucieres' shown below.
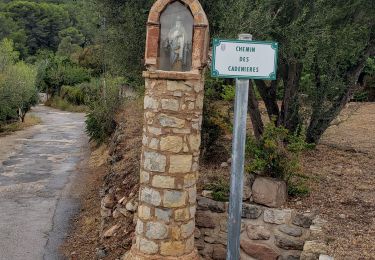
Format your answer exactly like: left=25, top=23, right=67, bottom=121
left=211, top=39, right=279, bottom=80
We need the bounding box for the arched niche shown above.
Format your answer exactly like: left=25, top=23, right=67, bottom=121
left=144, top=0, right=209, bottom=74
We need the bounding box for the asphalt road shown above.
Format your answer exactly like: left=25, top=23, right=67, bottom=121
left=0, top=105, right=88, bottom=260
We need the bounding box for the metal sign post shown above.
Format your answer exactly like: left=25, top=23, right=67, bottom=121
left=226, top=33, right=252, bottom=260
left=210, top=33, right=278, bottom=260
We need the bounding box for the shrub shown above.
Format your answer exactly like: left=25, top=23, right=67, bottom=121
left=85, top=77, right=123, bottom=144
left=245, top=122, right=311, bottom=196
left=61, top=85, right=85, bottom=105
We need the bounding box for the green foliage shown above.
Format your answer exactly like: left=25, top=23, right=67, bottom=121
left=221, top=85, right=235, bottom=101
left=0, top=39, right=38, bottom=125
left=36, top=55, right=90, bottom=95
left=60, top=85, right=85, bottom=105
left=85, top=77, right=123, bottom=144
left=245, top=122, right=308, bottom=181
left=205, top=179, right=230, bottom=202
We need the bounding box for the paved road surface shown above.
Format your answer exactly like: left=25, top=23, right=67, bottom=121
left=0, top=106, right=88, bottom=260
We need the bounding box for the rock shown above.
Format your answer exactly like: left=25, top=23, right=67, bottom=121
left=145, top=222, right=168, bottom=239
left=194, top=228, right=202, bottom=239
left=275, top=234, right=304, bottom=250
left=338, top=214, right=346, bottom=219
left=195, top=239, right=205, bottom=250
left=202, top=190, right=213, bottom=199
left=118, top=196, right=126, bottom=204
left=212, top=244, right=226, bottom=260
left=125, top=199, right=138, bottom=212
left=220, top=162, right=229, bottom=168
left=243, top=174, right=254, bottom=201
left=242, top=203, right=263, bottom=219
left=100, top=208, right=112, bottom=218
left=278, top=224, right=303, bottom=237
left=300, top=252, right=318, bottom=260
left=282, top=252, right=302, bottom=260
left=252, top=177, right=287, bottom=207
left=117, top=207, right=131, bottom=217
left=96, top=248, right=107, bottom=259
left=101, top=194, right=116, bottom=209
left=303, top=241, right=328, bottom=255
left=196, top=211, right=216, bottom=228
left=246, top=224, right=271, bottom=240
left=264, top=208, right=294, bottom=224
left=197, top=196, right=226, bottom=213
left=112, top=209, right=122, bottom=219
left=293, top=212, right=316, bottom=228
left=240, top=240, right=280, bottom=260
left=319, top=255, right=334, bottom=260
left=103, top=224, right=120, bottom=238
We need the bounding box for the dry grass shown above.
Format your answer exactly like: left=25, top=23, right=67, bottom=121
left=0, top=113, right=41, bottom=136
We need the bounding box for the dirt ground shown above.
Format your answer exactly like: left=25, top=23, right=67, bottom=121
left=62, top=102, right=375, bottom=260
left=289, top=103, right=375, bottom=259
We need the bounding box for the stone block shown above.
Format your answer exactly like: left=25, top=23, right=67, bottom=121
left=188, top=135, right=201, bottom=151
left=275, top=233, right=304, bottom=250
left=175, top=207, right=190, bottom=221
left=197, top=196, right=226, bottom=213
left=160, top=136, right=183, bottom=152
left=152, top=175, right=175, bottom=189
left=181, top=220, right=195, bottom=238
left=184, top=173, right=196, bottom=187
left=135, top=219, right=144, bottom=235
left=140, top=187, right=161, bottom=206
left=155, top=208, right=172, bottom=222
left=167, top=81, right=192, bottom=92
left=242, top=203, right=263, bottom=219
left=278, top=224, right=303, bottom=237
left=240, top=240, right=280, bottom=260
left=145, top=221, right=169, bottom=240
left=303, top=241, right=328, bottom=255
left=293, top=212, right=316, bottom=228
left=264, top=208, right=293, bottom=224
left=188, top=186, right=197, bottom=203
left=160, top=241, right=185, bottom=256
left=246, top=224, right=271, bottom=240
left=212, top=244, right=226, bottom=260
left=159, top=114, right=185, bottom=128
left=161, top=99, right=180, bottom=111
left=138, top=205, right=151, bottom=220
left=143, top=151, right=166, bottom=172
left=163, top=190, right=187, bottom=207
left=140, top=171, right=150, bottom=184
left=252, top=177, right=287, bottom=207
left=196, top=211, right=215, bottom=228
left=144, top=95, right=159, bottom=110
left=169, top=155, right=193, bottom=173
left=139, top=238, right=159, bottom=254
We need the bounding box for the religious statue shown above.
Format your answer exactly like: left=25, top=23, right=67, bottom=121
left=164, top=16, right=190, bottom=71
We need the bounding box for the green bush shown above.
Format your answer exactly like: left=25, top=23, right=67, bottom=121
left=245, top=122, right=311, bottom=196
left=85, top=77, right=123, bottom=144
left=61, top=85, right=85, bottom=105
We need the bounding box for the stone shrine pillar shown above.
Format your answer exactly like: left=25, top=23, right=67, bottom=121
left=124, top=1, right=209, bottom=259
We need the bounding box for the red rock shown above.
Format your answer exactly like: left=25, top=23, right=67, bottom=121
left=240, top=240, right=280, bottom=260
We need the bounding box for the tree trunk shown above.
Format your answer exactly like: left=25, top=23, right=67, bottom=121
left=254, top=79, right=280, bottom=125
left=280, top=62, right=303, bottom=133
left=306, top=42, right=375, bottom=143
left=248, top=81, right=264, bottom=140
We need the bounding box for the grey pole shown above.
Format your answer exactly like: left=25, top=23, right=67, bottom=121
left=227, top=33, right=252, bottom=260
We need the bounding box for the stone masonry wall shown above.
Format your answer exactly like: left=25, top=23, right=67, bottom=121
left=126, top=77, right=204, bottom=258
left=195, top=194, right=331, bottom=260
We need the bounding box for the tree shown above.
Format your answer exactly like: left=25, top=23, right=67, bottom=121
left=0, top=39, right=37, bottom=124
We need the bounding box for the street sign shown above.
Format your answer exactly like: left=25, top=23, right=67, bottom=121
left=211, top=39, right=278, bottom=80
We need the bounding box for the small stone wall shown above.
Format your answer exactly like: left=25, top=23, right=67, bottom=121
left=194, top=195, right=330, bottom=260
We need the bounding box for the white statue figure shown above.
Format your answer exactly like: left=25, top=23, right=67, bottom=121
left=165, top=16, right=188, bottom=71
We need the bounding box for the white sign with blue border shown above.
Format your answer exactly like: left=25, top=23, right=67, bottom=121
left=211, top=39, right=278, bottom=80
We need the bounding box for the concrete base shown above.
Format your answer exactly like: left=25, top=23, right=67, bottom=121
left=122, top=248, right=200, bottom=260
